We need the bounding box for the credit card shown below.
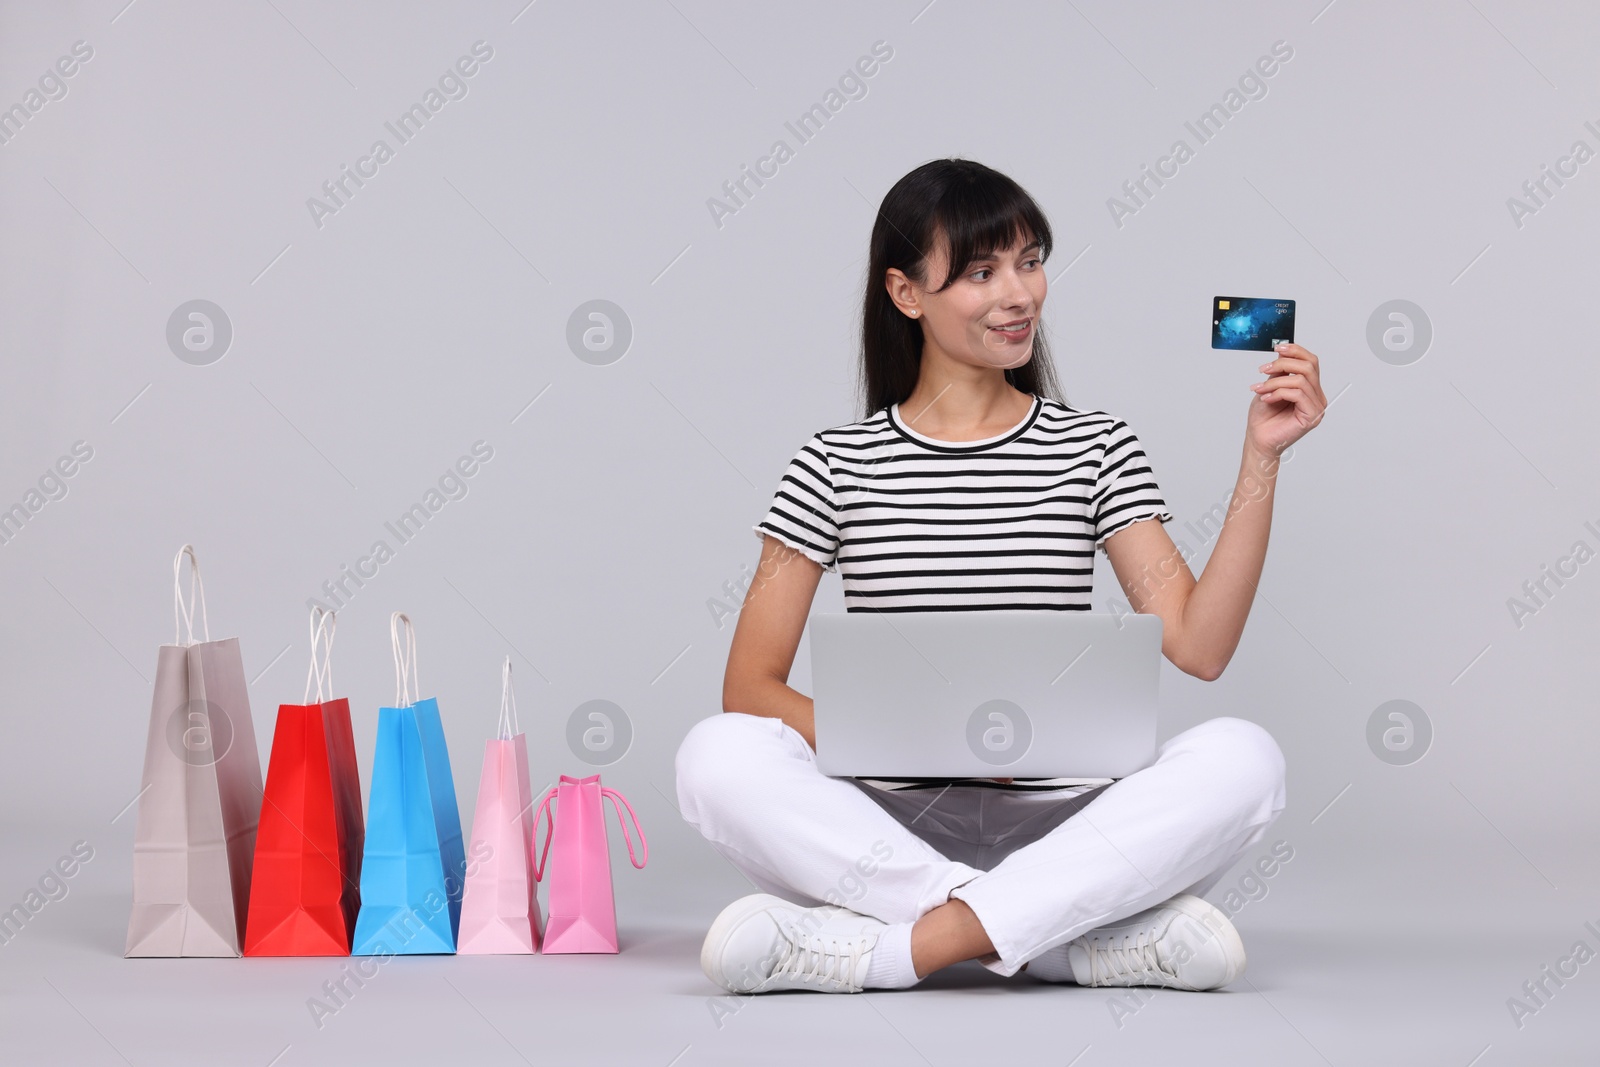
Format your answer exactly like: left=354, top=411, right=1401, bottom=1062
left=1212, top=297, right=1296, bottom=351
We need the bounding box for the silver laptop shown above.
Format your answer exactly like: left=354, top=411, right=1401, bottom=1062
left=809, top=611, right=1162, bottom=778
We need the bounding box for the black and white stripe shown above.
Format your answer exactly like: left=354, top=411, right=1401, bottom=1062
left=754, top=395, right=1173, bottom=612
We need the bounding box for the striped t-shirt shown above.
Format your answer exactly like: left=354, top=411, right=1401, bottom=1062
left=753, top=393, right=1173, bottom=794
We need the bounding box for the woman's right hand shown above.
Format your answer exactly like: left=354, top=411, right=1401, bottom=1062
left=722, top=535, right=826, bottom=752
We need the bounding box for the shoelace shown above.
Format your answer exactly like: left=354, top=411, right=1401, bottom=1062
left=1085, top=930, right=1177, bottom=986
left=772, top=922, right=874, bottom=991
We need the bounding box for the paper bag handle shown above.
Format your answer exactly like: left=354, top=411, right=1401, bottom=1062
left=390, top=611, right=419, bottom=707
left=172, top=545, right=210, bottom=646
left=529, top=783, right=649, bottom=883
left=304, top=606, right=337, bottom=704
left=496, top=656, right=518, bottom=740
left=531, top=786, right=557, bottom=883
left=602, top=787, right=649, bottom=870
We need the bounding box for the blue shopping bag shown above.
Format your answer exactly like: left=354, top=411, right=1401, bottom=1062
left=350, top=613, right=466, bottom=955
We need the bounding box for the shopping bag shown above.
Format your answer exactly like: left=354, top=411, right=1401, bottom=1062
left=457, top=657, right=541, bottom=954
left=125, top=545, right=266, bottom=957
left=350, top=612, right=466, bottom=955
left=533, top=774, right=647, bottom=953
left=244, top=607, right=364, bottom=955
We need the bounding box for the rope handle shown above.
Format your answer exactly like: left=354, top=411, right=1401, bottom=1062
left=303, top=606, right=337, bottom=704
left=531, top=786, right=557, bottom=882
left=530, top=783, right=649, bottom=882
left=602, top=787, right=649, bottom=869
left=390, top=612, right=419, bottom=707
left=172, top=545, right=210, bottom=646
left=497, top=656, right=518, bottom=740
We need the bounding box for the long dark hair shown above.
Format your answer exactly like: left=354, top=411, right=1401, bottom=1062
left=856, top=158, right=1067, bottom=420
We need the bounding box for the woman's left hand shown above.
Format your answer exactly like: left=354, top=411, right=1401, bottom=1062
left=1247, top=343, right=1327, bottom=455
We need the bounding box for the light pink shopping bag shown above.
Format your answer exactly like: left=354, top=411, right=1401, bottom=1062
left=532, top=774, right=646, bottom=954
left=457, top=658, right=541, bottom=954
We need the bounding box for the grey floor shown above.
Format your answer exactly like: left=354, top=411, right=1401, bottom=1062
left=2, top=820, right=1596, bottom=1067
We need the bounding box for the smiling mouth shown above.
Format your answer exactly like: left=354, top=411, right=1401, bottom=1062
left=988, top=318, right=1032, bottom=335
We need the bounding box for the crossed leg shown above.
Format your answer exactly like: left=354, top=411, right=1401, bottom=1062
left=675, top=711, right=1286, bottom=979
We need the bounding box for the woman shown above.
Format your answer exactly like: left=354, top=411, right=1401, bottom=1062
left=674, top=158, right=1325, bottom=994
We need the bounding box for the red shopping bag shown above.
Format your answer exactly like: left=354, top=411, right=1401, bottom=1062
left=533, top=774, right=647, bottom=954
left=244, top=608, right=364, bottom=955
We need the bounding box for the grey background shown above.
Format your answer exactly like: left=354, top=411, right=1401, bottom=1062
left=2, top=0, right=1597, bottom=1063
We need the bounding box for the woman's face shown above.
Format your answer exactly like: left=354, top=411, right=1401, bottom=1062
left=898, top=230, right=1048, bottom=371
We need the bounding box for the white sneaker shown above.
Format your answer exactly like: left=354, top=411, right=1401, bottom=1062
left=701, top=893, right=886, bottom=994
left=1065, top=894, right=1246, bottom=990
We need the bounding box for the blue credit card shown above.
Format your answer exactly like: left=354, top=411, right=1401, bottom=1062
left=1212, top=297, right=1295, bottom=351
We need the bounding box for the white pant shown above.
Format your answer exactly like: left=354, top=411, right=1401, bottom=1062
left=674, top=711, right=1286, bottom=977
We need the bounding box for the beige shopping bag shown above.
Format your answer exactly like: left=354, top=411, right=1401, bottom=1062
left=125, top=545, right=265, bottom=957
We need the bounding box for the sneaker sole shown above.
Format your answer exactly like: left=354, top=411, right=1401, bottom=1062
left=1164, top=894, right=1247, bottom=989
left=701, top=893, right=797, bottom=992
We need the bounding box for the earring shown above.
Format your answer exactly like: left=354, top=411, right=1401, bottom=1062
left=909, top=310, right=919, bottom=318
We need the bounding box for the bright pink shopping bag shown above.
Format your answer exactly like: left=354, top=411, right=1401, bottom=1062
left=532, top=774, right=646, bottom=953
left=457, top=658, right=541, bottom=954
